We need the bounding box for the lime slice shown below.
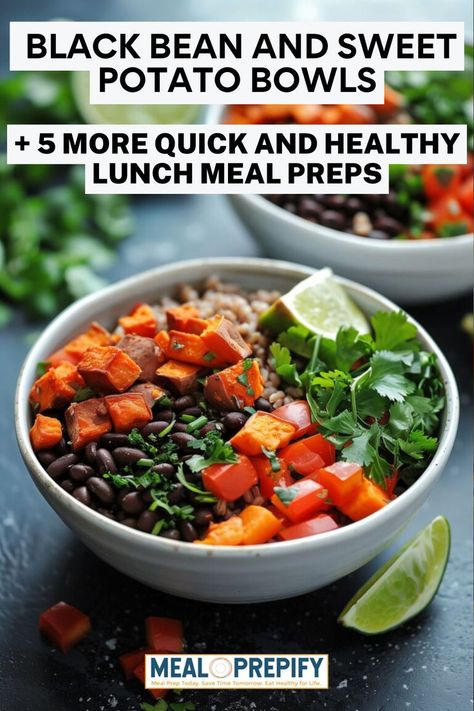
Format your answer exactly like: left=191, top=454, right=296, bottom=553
left=71, top=72, right=201, bottom=124
left=259, top=268, right=370, bottom=339
left=338, top=516, right=450, bottom=635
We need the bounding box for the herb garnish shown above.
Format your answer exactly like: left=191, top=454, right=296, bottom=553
left=186, top=431, right=239, bottom=472
left=261, top=447, right=281, bottom=473
left=203, top=351, right=217, bottom=361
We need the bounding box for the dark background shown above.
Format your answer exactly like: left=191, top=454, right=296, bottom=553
left=1, top=2, right=473, bottom=710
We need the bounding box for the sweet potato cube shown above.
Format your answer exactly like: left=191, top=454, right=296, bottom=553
left=105, top=393, right=152, bottom=434
left=29, top=362, right=85, bottom=412
left=78, top=346, right=141, bottom=393
left=128, top=382, right=167, bottom=408
left=201, top=315, right=252, bottom=363
left=239, top=505, right=282, bottom=544
left=50, top=322, right=112, bottom=365
left=154, top=330, right=171, bottom=352
left=156, top=360, right=202, bottom=395
left=166, top=305, right=207, bottom=334
left=230, top=411, right=296, bottom=456
left=119, top=303, right=157, bottom=338
left=65, top=397, right=112, bottom=451
left=167, top=330, right=227, bottom=367
left=39, top=602, right=91, bottom=654
left=317, top=461, right=364, bottom=507
left=30, top=414, right=63, bottom=451
left=117, top=334, right=166, bottom=381
left=204, top=359, right=264, bottom=410
left=195, top=516, right=244, bottom=546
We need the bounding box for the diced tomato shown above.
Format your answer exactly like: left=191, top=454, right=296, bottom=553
left=202, top=455, right=258, bottom=501
left=133, top=660, right=168, bottom=699
left=278, top=514, right=339, bottom=540
left=145, top=617, right=183, bottom=653
left=385, top=467, right=400, bottom=498
left=422, top=164, right=463, bottom=202
left=271, top=400, right=317, bottom=439
left=279, top=440, right=325, bottom=477
left=119, top=648, right=153, bottom=680
left=271, top=479, right=328, bottom=524
left=459, top=178, right=474, bottom=215
left=317, top=461, right=364, bottom=507
left=301, top=434, right=336, bottom=466
left=429, top=194, right=474, bottom=237
left=251, top=456, right=294, bottom=499
left=38, top=602, right=91, bottom=653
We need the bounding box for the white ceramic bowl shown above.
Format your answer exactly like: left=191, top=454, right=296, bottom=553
left=15, top=258, right=459, bottom=603
left=208, top=105, right=473, bottom=304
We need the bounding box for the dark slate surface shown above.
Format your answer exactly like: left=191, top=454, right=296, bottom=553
left=1, top=2, right=473, bottom=710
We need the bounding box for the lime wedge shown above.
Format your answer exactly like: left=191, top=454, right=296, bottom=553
left=259, top=268, right=370, bottom=339
left=338, top=516, right=450, bottom=635
left=71, top=72, right=201, bottom=125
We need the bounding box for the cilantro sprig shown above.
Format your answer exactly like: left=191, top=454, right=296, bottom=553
left=270, top=311, right=444, bottom=490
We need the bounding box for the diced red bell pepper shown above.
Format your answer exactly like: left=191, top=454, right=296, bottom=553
left=202, top=455, right=258, bottom=501
left=133, top=660, right=168, bottom=699
left=145, top=617, right=184, bottom=653
left=278, top=514, right=339, bottom=540
left=38, top=601, right=91, bottom=653
left=251, top=456, right=294, bottom=499
left=302, top=433, right=336, bottom=466
left=119, top=647, right=154, bottom=680
left=271, top=479, right=328, bottom=524
left=317, top=461, right=364, bottom=507
left=271, top=400, right=317, bottom=439
left=279, top=440, right=325, bottom=477
left=385, top=467, right=399, bottom=498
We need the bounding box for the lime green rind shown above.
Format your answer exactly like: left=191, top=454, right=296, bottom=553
left=338, top=516, right=450, bottom=635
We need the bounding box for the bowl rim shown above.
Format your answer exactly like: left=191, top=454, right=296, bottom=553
left=15, top=257, right=459, bottom=558
left=206, top=103, right=473, bottom=250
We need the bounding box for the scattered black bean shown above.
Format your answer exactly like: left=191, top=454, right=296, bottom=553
left=70, top=463, right=95, bottom=482
left=60, top=479, right=75, bottom=494
left=86, top=477, right=115, bottom=506
left=121, top=517, right=137, bottom=528
left=161, top=528, right=181, bottom=541
left=121, top=491, right=147, bottom=515
left=117, top=487, right=133, bottom=505
left=373, top=215, right=403, bottom=236
left=141, top=420, right=171, bottom=437
left=73, top=486, right=91, bottom=506
left=151, top=463, right=176, bottom=478
left=200, top=422, right=223, bottom=436
left=141, top=489, right=155, bottom=505
left=154, top=409, right=174, bottom=422
left=113, top=447, right=148, bottom=467
left=37, top=450, right=57, bottom=468
left=180, top=406, right=202, bottom=418
left=173, top=395, right=194, bottom=411
left=55, top=438, right=68, bottom=456
left=223, top=411, right=248, bottom=432
left=100, top=433, right=130, bottom=449
left=320, top=210, right=346, bottom=230
left=167, top=484, right=186, bottom=504
left=173, top=422, right=190, bottom=433
left=137, top=510, right=161, bottom=532
left=97, top=507, right=116, bottom=520
left=47, top=453, right=79, bottom=479
left=180, top=521, right=198, bottom=542
left=193, top=508, right=213, bottom=527
left=96, top=448, right=117, bottom=475
left=254, top=397, right=273, bottom=412
left=84, top=442, right=98, bottom=466
left=170, top=432, right=196, bottom=450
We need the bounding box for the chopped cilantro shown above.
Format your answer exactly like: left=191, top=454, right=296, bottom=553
left=187, top=431, right=238, bottom=472
left=35, top=361, right=51, bottom=377
left=261, top=446, right=281, bottom=473
left=73, top=386, right=95, bottom=402
left=236, top=372, right=249, bottom=387
left=203, top=351, right=217, bottom=361
left=274, top=485, right=297, bottom=505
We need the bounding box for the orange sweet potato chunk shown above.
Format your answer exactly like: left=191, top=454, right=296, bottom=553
left=128, top=382, right=167, bottom=408
left=117, top=335, right=166, bottom=381
left=167, top=331, right=227, bottom=368
left=65, top=398, right=112, bottom=451
left=156, top=360, right=202, bottom=395
left=105, top=393, right=152, bottom=433
left=201, top=315, right=252, bottom=363
left=78, top=346, right=141, bottom=393
left=230, top=412, right=296, bottom=456
left=119, top=304, right=157, bottom=338
left=48, top=322, right=112, bottom=366
left=29, top=362, right=85, bottom=412
left=30, top=414, right=63, bottom=451
left=204, top=359, right=264, bottom=410
left=166, top=305, right=207, bottom=335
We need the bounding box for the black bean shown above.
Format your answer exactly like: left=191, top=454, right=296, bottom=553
left=283, top=202, right=297, bottom=214
left=373, top=215, right=403, bottom=236
left=60, top=479, right=75, bottom=494
left=324, top=195, right=346, bottom=210
left=55, top=438, right=68, bottom=456
left=180, top=406, right=202, bottom=418
left=172, top=422, right=189, bottom=433
left=140, top=421, right=170, bottom=437
left=47, top=453, right=79, bottom=479
left=137, top=510, right=161, bottom=532
left=113, top=447, right=148, bottom=467
left=194, top=508, right=213, bottom=527
left=73, top=486, right=91, bottom=506
left=100, top=433, right=130, bottom=449
left=97, top=507, right=116, bottom=520
left=117, top=487, right=133, bottom=505
left=141, top=489, right=155, bottom=505
left=200, top=422, right=223, bottom=436
left=345, top=197, right=365, bottom=215
left=121, top=517, right=137, bottom=529
left=86, top=477, right=115, bottom=506
left=173, top=395, right=194, bottom=412
left=96, top=448, right=117, bottom=474
left=70, top=464, right=95, bottom=482
left=121, top=491, right=147, bottom=515
left=155, top=409, right=174, bottom=422
left=319, top=210, right=346, bottom=230
left=298, top=197, right=322, bottom=219
left=84, top=442, right=98, bottom=466
left=170, top=432, right=196, bottom=450
left=37, top=450, right=57, bottom=468
left=254, top=397, right=273, bottom=413
left=161, top=528, right=181, bottom=541
left=368, top=229, right=390, bottom=240
left=167, top=484, right=186, bottom=504
left=222, top=411, right=248, bottom=432
left=151, top=463, right=176, bottom=478
left=180, top=521, right=198, bottom=542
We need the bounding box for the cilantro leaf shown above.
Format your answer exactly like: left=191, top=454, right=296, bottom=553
left=367, top=351, right=416, bottom=402
left=335, top=326, right=373, bottom=372
left=187, top=431, right=238, bottom=472
left=341, top=430, right=374, bottom=467
left=269, top=342, right=301, bottom=386
left=398, top=430, right=438, bottom=460
left=371, top=311, right=418, bottom=351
